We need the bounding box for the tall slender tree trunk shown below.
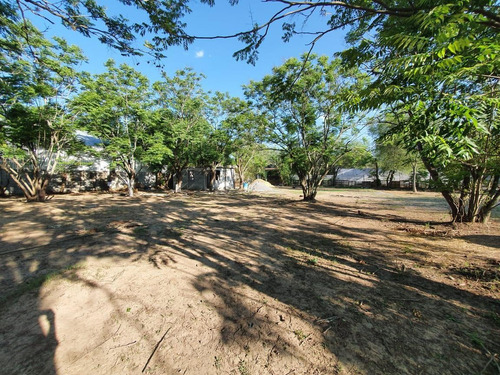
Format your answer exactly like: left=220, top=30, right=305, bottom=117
left=174, top=170, right=183, bottom=193
left=386, top=170, right=395, bottom=187
left=127, top=171, right=136, bottom=197
left=417, top=143, right=460, bottom=221
left=155, top=171, right=163, bottom=189
left=412, top=164, right=418, bottom=193
left=331, top=166, right=340, bottom=187
left=374, top=161, right=382, bottom=188
left=208, top=166, right=217, bottom=192
left=478, top=175, right=500, bottom=224
left=236, top=162, right=244, bottom=189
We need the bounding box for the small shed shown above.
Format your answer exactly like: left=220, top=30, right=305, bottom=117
left=180, top=167, right=235, bottom=191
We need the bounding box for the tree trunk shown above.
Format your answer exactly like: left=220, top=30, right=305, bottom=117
left=127, top=171, right=136, bottom=197
left=386, top=170, right=395, bottom=187
left=331, top=166, right=340, bottom=187
left=155, top=171, right=163, bottom=189
left=236, top=162, right=244, bottom=189
left=417, top=142, right=463, bottom=221
left=208, top=166, right=217, bottom=192
left=374, top=161, right=382, bottom=188
left=25, top=176, right=49, bottom=202
left=165, top=172, right=173, bottom=190
left=0, top=163, right=51, bottom=202
left=478, top=175, right=500, bottom=224
left=300, top=177, right=317, bottom=201
left=61, top=173, right=68, bottom=193
left=174, top=171, right=183, bottom=193
left=412, top=164, right=418, bottom=193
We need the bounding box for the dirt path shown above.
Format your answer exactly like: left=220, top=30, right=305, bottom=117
left=0, top=190, right=499, bottom=374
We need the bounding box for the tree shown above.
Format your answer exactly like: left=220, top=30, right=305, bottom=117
left=0, top=20, right=85, bottom=201
left=220, top=97, right=268, bottom=188
left=152, top=68, right=208, bottom=193
left=266, top=151, right=291, bottom=186
left=213, top=0, right=499, bottom=219
left=195, top=92, right=235, bottom=191
left=246, top=54, right=367, bottom=201
left=370, top=119, right=426, bottom=192
left=72, top=60, right=165, bottom=197
left=394, top=93, right=499, bottom=222
left=328, top=140, right=372, bottom=186
left=212, top=1, right=499, bottom=64
left=6, top=0, right=219, bottom=60
left=8, top=0, right=499, bottom=65
left=338, top=1, right=500, bottom=222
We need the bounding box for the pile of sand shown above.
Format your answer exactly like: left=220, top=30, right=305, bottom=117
left=248, top=178, right=274, bottom=192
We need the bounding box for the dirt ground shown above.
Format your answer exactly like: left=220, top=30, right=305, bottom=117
left=0, top=188, right=499, bottom=375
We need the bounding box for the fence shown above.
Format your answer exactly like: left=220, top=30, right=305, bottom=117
left=320, top=178, right=429, bottom=190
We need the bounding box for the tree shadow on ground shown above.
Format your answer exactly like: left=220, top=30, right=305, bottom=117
left=146, top=197, right=500, bottom=374
left=0, top=191, right=499, bottom=374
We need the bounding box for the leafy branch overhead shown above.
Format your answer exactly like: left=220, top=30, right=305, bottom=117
left=7, top=0, right=212, bottom=59
left=7, top=1, right=498, bottom=64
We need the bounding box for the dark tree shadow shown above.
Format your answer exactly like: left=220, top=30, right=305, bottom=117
left=0, top=191, right=499, bottom=374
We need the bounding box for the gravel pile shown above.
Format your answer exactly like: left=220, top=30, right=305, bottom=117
left=248, top=179, right=275, bottom=192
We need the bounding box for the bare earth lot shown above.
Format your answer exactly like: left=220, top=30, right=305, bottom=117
left=0, top=189, right=499, bottom=375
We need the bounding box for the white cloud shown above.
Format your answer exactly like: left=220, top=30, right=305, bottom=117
left=195, top=50, right=205, bottom=58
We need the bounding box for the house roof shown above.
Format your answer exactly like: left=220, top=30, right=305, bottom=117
left=76, top=130, right=102, bottom=146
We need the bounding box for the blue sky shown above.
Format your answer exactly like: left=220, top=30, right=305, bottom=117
left=30, top=1, right=350, bottom=98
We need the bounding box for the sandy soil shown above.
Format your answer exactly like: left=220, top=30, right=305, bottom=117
left=0, top=188, right=499, bottom=375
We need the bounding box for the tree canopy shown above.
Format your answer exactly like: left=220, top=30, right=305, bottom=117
left=246, top=54, right=368, bottom=201
left=338, top=0, right=500, bottom=222
left=0, top=19, right=85, bottom=201
left=4, top=0, right=212, bottom=59
left=152, top=68, right=210, bottom=192
left=71, top=60, right=166, bottom=197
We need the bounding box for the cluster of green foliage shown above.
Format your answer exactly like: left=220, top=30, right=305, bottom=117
left=236, top=0, right=499, bottom=222
left=0, top=16, right=85, bottom=201
left=0, top=22, right=266, bottom=199
left=231, top=0, right=500, bottom=222
left=337, top=0, right=500, bottom=222
left=245, top=55, right=369, bottom=201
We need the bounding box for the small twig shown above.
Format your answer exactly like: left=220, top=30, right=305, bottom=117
left=110, top=340, right=137, bottom=350
left=142, top=327, right=172, bottom=373
left=480, top=356, right=494, bottom=374
left=267, top=336, right=280, bottom=365
left=59, top=324, right=121, bottom=371
left=253, top=305, right=264, bottom=316
left=233, top=325, right=242, bottom=338
left=299, top=334, right=311, bottom=346
left=110, top=270, right=125, bottom=283
left=479, top=342, right=500, bottom=374
left=316, top=316, right=339, bottom=323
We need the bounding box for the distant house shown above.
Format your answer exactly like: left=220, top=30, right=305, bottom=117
left=177, top=167, right=235, bottom=191
left=290, top=168, right=416, bottom=189
left=1, top=131, right=235, bottom=195
left=328, top=168, right=411, bottom=188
